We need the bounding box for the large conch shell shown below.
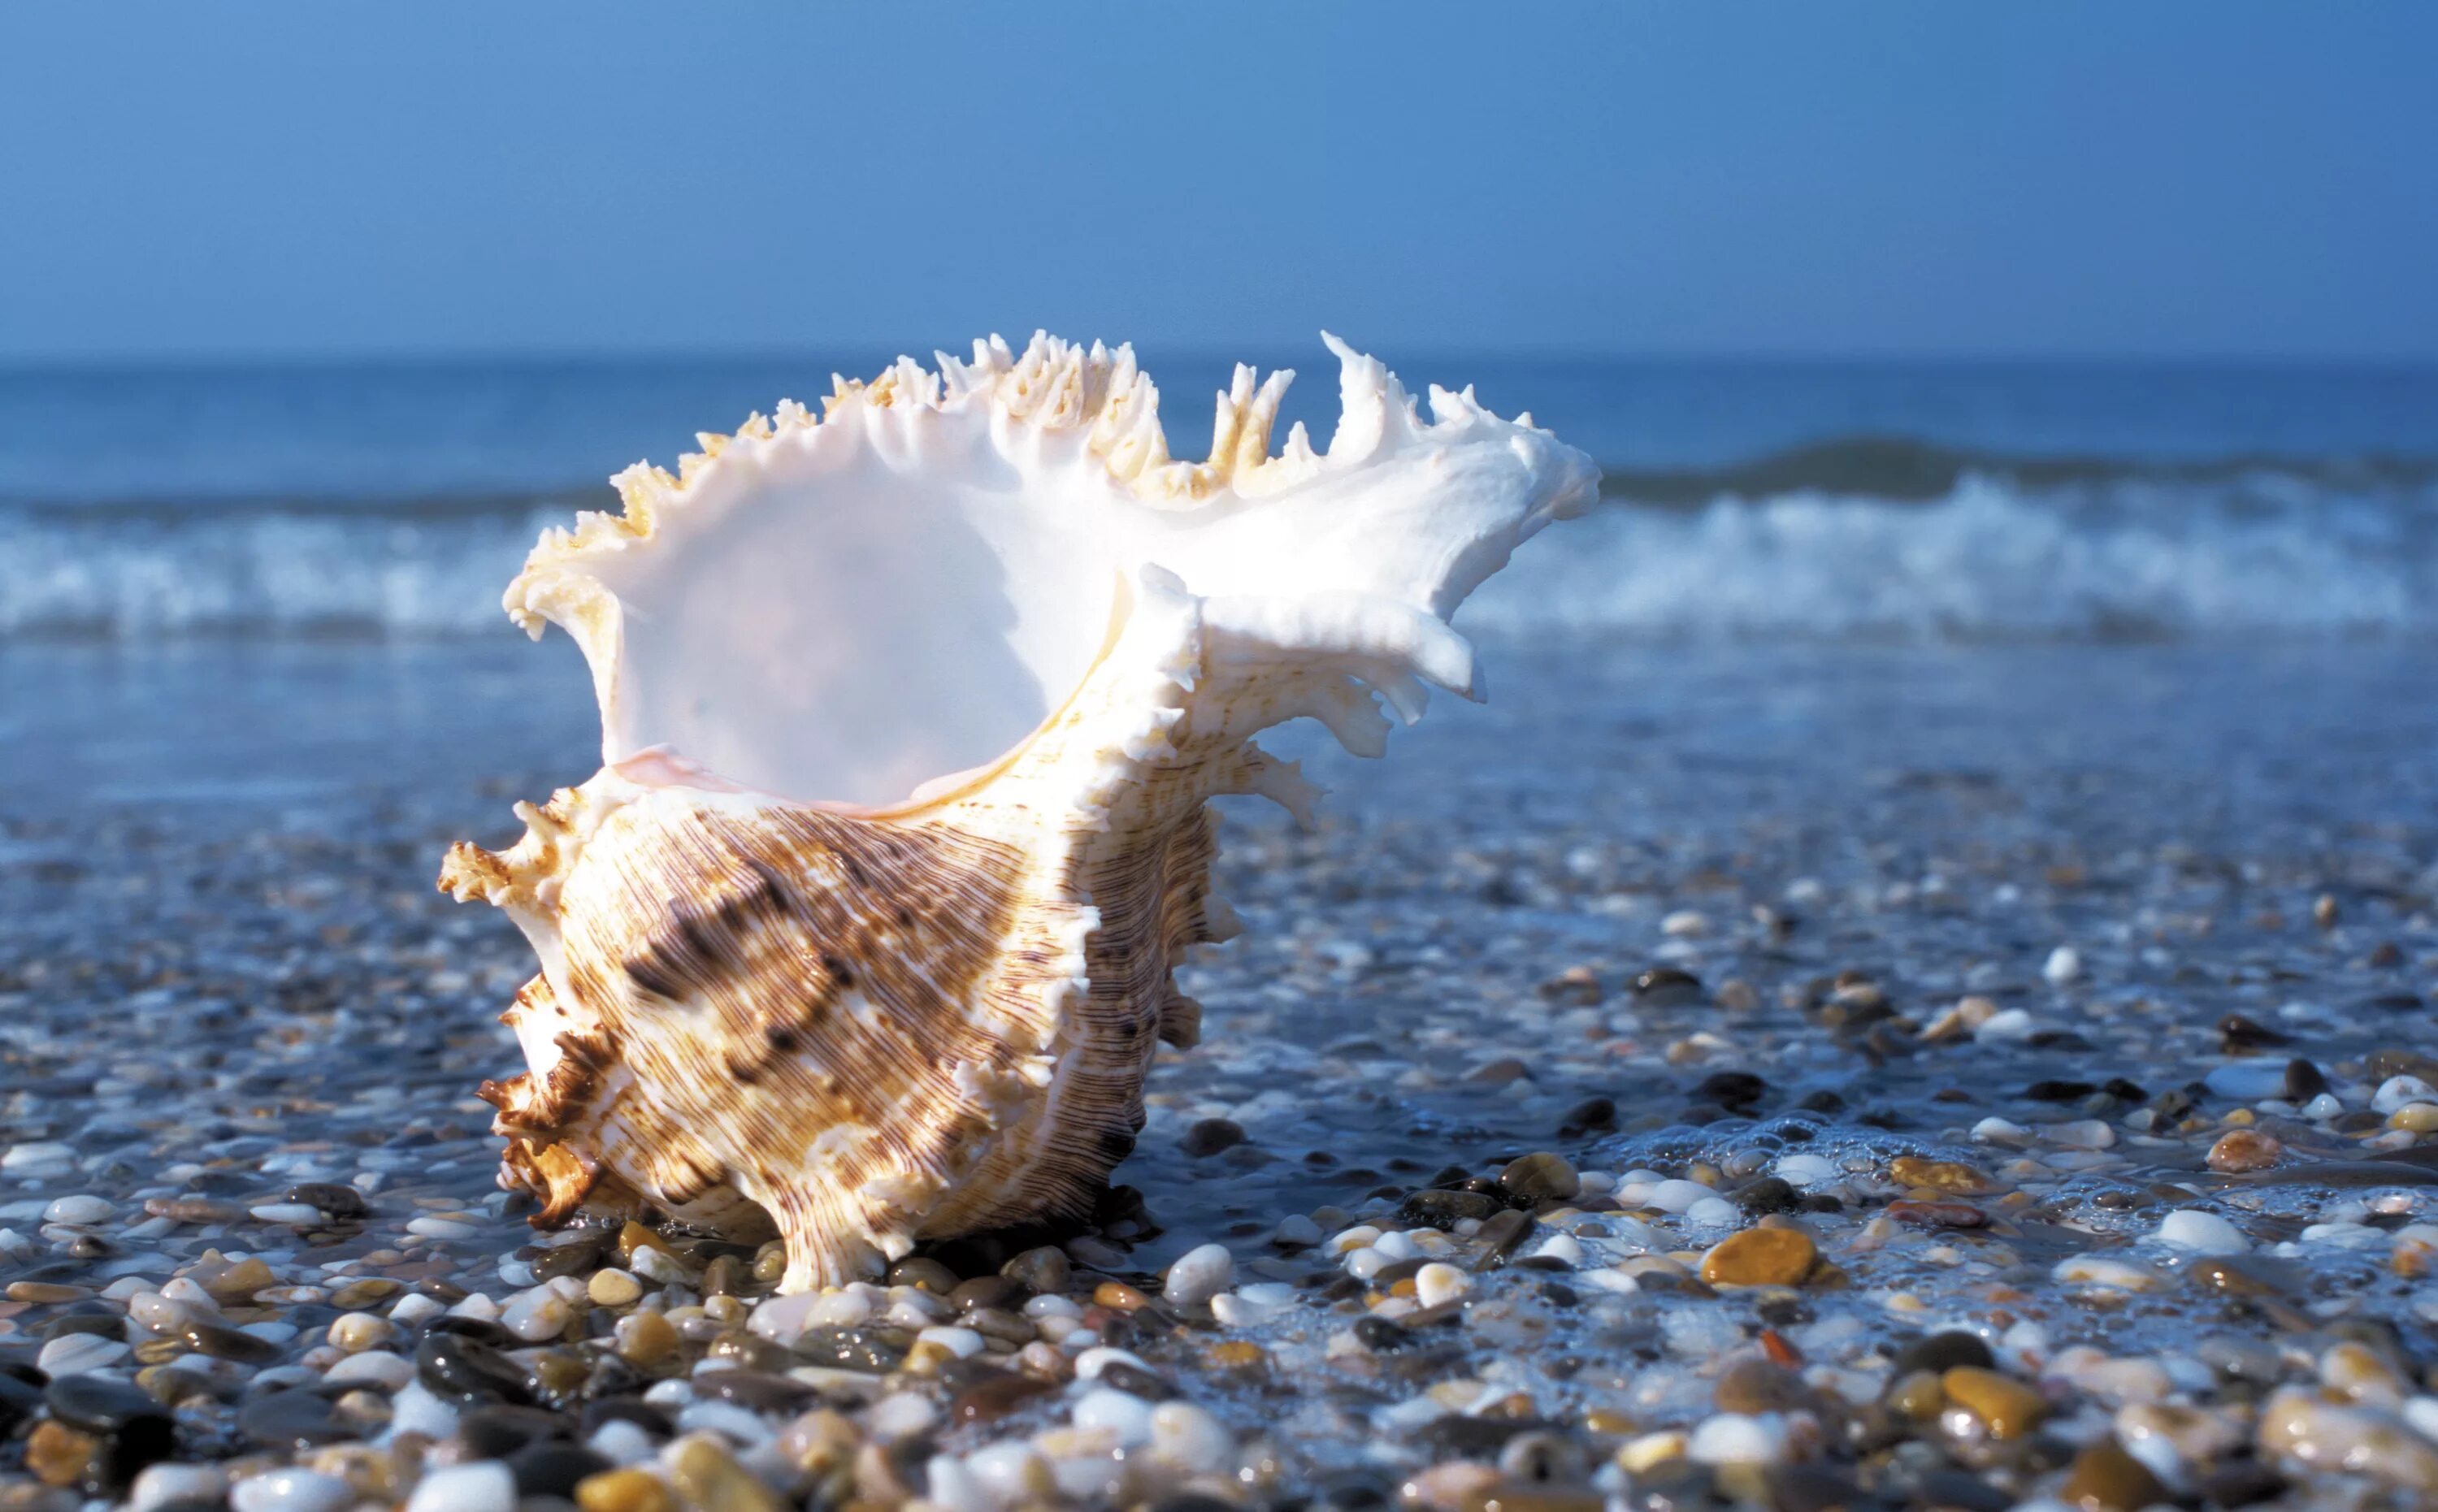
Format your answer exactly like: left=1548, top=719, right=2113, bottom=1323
left=440, top=334, right=1598, bottom=1291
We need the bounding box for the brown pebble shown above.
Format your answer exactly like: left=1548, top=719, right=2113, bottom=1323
left=1941, top=1366, right=2045, bottom=1439
left=189, top=1253, right=275, bottom=1302
left=1889, top=1157, right=1997, bottom=1194
left=701, top=1255, right=744, bottom=1297
left=1712, top=1357, right=1811, bottom=1415
left=1092, top=1280, right=1150, bottom=1311
left=5, top=1282, right=89, bottom=1304
left=25, top=1419, right=97, bottom=1488
left=1208, top=1340, right=1266, bottom=1368
left=2060, top=1439, right=2168, bottom=1510
left=329, top=1278, right=401, bottom=1310
left=1699, top=1228, right=1817, bottom=1288
left=1887, top=1370, right=1946, bottom=1420
left=1885, top=1199, right=1987, bottom=1228
left=576, top=1467, right=676, bottom=1512
left=668, top=1434, right=785, bottom=1512
left=614, top=1309, right=680, bottom=1367
left=951, top=1371, right=1055, bottom=1425
left=145, top=1197, right=246, bottom=1224
left=2207, top=1129, right=2284, bottom=1174
left=1500, top=1152, right=1581, bottom=1203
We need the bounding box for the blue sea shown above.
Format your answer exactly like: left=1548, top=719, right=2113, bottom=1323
left=2, top=350, right=2433, bottom=641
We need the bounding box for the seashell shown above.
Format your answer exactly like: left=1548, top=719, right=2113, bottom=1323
left=439, top=332, right=1599, bottom=1292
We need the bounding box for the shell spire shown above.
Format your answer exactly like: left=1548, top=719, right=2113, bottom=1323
left=442, top=335, right=1599, bottom=1290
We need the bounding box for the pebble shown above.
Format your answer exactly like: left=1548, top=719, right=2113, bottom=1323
left=2042, top=946, right=2082, bottom=985
left=2156, top=1209, right=2250, bottom=1254
left=1686, top=1411, right=1790, bottom=1465
left=1074, top=1386, right=1156, bottom=1445
left=229, top=1467, right=354, bottom=1512
left=666, top=1433, right=786, bottom=1511
left=129, top=1463, right=231, bottom=1512
left=575, top=1467, right=675, bottom=1512
left=1414, top=1262, right=1471, bottom=1308
left=2058, top=1440, right=2167, bottom=1510
left=1500, top=1152, right=1579, bottom=1202
left=1698, top=1228, right=1815, bottom=1287
left=38, top=1332, right=130, bottom=1374
left=2206, top=1129, right=2283, bottom=1172
left=1941, top=1367, right=2046, bottom=1439
left=42, top=1194, right=115, bottom=1225
left=590, top=1267, right=644, bottom=1306
left=1163, top=1242, right=1234, bottom=1306
left=406, top=1460, right=517, bottom=1512
left=2258, top=1385, right=2438, bottom=1491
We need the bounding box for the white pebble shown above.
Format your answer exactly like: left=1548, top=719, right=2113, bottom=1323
left=1685, top=1197, right=1740, bottom=1227
left=1975, top=1009, right=2038, bottom=1042
left=130, top=1291, right=200, bottom=1333
left=923, top=1454, right=991, bottom=1512
left=2375, top=1077, right=2438, bottom=1114
left=2048, top=1120, right=2117, bottom=1150
left=1212, top=1291, right=1286, bottom=1328
left=1414, top=1263, right=1470, bottom=1309
left=130, top=1465, right=228, bottom=1512
left=1163, top=1242, right=1234, bottom=1306
left=1773, top=1153, right=1837, bottom=1186
left=231, top=1467, right=353, bottom=1512
left=405, top=1461, right=515, bottom=1512
left=1370, top=1229, right=1421, bottom=1261
left=37, top=1333, right=128, bottom=1375
left=746, top=1290, right=823, bottom=1342
left=2042, top=946, right=2082, bottom=985
left=630, top=1246, right=690, bottom=1284
left=1329, top=1224, right=1382, bottom=1254
left=963, top=1442, right=1052, bottom=1505
left=1074, top=1385, right=1155, bottom=1445
left=2054, top=1256, right=2171, bottom=1292
left=388, top=1381, right=461, bottom=1439
left=323, top=1350, right=414, bottom=1389
left=1646, top=1179, right=1716, bottom=1213
left=249, top=1204, right=323, bottom=1225
left=328, top=1312, right=394, bottom=1352
left=1273, top=1214, right=1321, bottom=1246
left=588, top=1417, right=658, bottom=1466
left=405, top=1215, right=479, bottom=1240
left=500, top=1288, right=573, bottom=1342
left=917, top=1325, right=986, bottom=1358
left=1687, top=1411, right=1791, bottom=1465
left=1074, top=1345, right=1156, bottom=1381
left=388, top=1293, right=445, bottom=1328
left=42, top=1194, right=113, bottom=1225
left=1525, top=1235, right=1585, bottom=1270
left=867, top=1390, right=939, bottom=1441
left=1150, top=1401, right=1236, bottom=1472
left=2156, top=1210, right=2249, bottom=1254
left=2, top=1142, right=75, bottom=1172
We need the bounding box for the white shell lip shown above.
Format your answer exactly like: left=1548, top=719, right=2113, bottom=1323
left=506, top=331, right=1600, bottom=811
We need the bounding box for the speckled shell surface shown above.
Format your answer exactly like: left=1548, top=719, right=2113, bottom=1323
left=440, top=334, right=1598, bottom=1290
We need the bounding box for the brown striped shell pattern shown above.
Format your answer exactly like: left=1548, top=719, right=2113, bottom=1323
left=438, top=333, right=1599, bottom=1292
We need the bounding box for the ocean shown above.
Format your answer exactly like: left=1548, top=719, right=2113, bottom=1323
left=2, top=351, right=2433, bottom=641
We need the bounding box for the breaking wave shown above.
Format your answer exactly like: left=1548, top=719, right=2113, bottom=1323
left=4, top=440, right=2436, bottom=641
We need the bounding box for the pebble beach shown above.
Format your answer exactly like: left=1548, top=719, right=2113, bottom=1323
left=6, top=636, right=2438, bottom=1510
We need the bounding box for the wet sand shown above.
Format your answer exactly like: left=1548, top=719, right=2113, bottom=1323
left=2, top=638, right=2436, bottom=1510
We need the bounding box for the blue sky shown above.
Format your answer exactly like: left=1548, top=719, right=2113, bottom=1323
left=3, top=2, right=2432, bottom=362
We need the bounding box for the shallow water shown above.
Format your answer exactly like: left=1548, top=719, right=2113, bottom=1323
left=3, top=636, right=2438, bottom=1505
